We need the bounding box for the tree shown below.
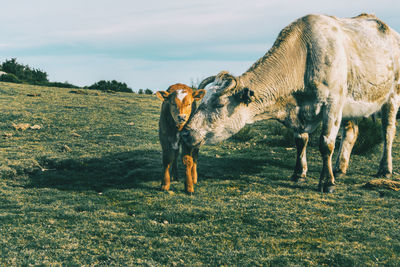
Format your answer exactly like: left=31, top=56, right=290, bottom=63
left=87, top=80, right=132, bottom=93
left=0, top=58, right=48, bottom=85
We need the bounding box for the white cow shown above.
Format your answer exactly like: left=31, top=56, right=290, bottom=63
left=182, top=14, right=400, bottom=193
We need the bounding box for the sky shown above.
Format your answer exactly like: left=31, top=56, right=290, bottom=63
left=1, top=0, right=400, bottom=91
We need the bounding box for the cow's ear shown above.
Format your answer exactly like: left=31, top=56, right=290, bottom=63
left=156, top=91, right=170, bottom=101
left=236, top=87, right=255, bottom=105
left=193, top=89, right=206, bottom=101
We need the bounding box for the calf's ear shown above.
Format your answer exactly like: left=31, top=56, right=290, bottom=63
left=193, top=89, right=206, bottom=101
left=156, top=91, right=170, bottom=101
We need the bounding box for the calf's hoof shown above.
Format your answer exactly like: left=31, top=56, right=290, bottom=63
left=186, top=191, right=194, bottom=196
left=161, top=184, right=170, bottom=191
left=185, top=184, right=194, bottom=196
left=318, top=183, right=323, bottom=193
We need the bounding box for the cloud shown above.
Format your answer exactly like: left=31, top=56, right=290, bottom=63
left=1, top=0, right=400, bottom=89
left=19, top=54, right=254, bottom=90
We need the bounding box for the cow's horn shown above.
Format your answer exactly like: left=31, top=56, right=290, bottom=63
left=198, top=76, right=216, bottom=89
left=222, top=75, right=238, bottom=92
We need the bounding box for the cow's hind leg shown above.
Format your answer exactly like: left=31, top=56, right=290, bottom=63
left=319, top=103, right=343, bottom=193
left=291, top=132, right=309, bottom=182
left=377, top=97, right=399, bottom=178
left=334, top=120, right=359, bottom=177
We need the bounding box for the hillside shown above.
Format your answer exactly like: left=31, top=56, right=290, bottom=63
left=0, top=81, right=399, bottom=265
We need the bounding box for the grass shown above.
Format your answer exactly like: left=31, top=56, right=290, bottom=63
left=1, top=81, right=400, bottom=266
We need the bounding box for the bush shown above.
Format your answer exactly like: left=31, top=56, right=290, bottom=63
left=0, top=73, right=21, bottom=83
left=144, top=89, right=153, bottom=95
left=47, top=81, right=79, bottom=89
left=87, top=80, right=132, bottom=93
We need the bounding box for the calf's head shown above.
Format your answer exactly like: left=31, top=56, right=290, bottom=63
left=157, top=83, right=206, bottom=130
left=181, top=71, right=255, bottom=147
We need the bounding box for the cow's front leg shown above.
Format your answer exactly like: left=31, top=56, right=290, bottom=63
left=319, top=104, right=342, bottom=193
left=334, top=119, right=359, bottom=177
left=291, top=132, right=309, bottom=182
left=377, top=98, right=399, bottom=178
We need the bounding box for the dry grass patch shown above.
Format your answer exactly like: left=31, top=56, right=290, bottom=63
left=365, top=179, right=400, bottom=191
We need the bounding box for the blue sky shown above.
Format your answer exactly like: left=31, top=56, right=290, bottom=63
left=1, top=0, right=399, bottom=91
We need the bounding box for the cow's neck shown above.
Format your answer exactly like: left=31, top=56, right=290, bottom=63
left=238, top=24, right=307, bottom=121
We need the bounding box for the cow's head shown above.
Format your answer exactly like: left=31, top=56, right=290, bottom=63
left=157, top=83, right=206, bottom=130
left=182, top=71, right=255, bottom=147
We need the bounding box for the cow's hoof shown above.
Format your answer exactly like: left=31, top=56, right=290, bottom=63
left=323, top=184, right=335, bottom=193
left=375, top=172, right=393, bottom=179
left=333, top=171, right=346, bottom=179
left=291, top=174, right=306, bottom=183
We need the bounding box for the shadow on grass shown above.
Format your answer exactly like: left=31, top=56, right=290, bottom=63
left=197, top=155, right=268, bottom=181
left=27, top=148, right=297, bottom=192
left=28, top=150, right=163, bottom=192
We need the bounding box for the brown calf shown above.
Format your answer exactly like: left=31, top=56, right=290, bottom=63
left=156, top=83, right=205, bottom=194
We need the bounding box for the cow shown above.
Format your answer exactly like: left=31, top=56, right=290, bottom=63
left=181, top=14, right=400, bottom=193
left=156, top=83, right=206, bottom=192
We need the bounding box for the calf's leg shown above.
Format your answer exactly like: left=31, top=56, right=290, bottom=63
left=192, top=148, right=199, bottom=184
left=171, top=149, right=179, bottom=181
left=161, top=149, right=176, bottom=191
left=182, top=144, right=195, bottom=194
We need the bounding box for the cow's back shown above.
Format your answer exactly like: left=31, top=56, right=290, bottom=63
left=299, top=14, right=400, bottom=117
left=341, top=15, right=400, bottom=100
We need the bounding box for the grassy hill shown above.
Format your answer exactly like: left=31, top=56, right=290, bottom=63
left=0, top=81, right=399, bottom=266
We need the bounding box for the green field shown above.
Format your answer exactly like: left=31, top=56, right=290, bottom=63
left=0, top=82, right=399, bottom=266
